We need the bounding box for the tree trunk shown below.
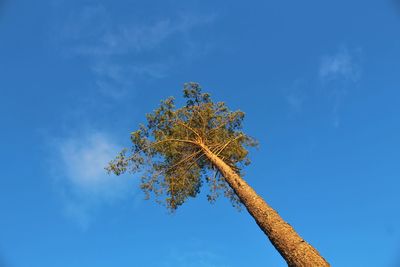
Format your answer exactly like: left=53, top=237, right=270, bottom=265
left=200, top=144, right=330, bottom=267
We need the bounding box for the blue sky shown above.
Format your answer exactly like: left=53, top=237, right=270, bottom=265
left=1, top=0, right=400, bottom=266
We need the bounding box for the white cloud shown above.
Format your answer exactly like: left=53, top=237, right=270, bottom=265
left=319, top=47, right=361, bottom=82
left=53, top=131, right=137, bottom=228
left=59, top=133, right=120, bottom=193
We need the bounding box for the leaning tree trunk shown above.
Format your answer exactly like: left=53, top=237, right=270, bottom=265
left=200, top=144, right=330, bottom=267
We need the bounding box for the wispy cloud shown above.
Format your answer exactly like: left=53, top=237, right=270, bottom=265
left=284, top=46, right=362, bottom=126
left=319, top=46, right=361, bottom=83
left=51, top=131, right=136, bottom=228
left=68, top=12, right=214, bottom=57
left=319, top=46, right=362, bottom=127
left=284, top=79, right=308, bottom=113
left=54, top=3, right=215, bottom=100
left=59, top=132, right=121, bottom=193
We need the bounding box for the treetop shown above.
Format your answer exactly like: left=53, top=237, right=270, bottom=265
left=107, top=82, right=257, bottom=211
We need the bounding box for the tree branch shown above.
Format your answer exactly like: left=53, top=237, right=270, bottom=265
left=176, top=121, right=202, bottom=141
left=131, top=138, right=199, bottom=158
left=215, top=134, right=244, bottom=156
left=192, top=105, right=207, bottom=136
left=161, top=150, right=203, bottom=175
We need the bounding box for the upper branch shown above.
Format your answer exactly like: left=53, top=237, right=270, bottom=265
left=176, top=121, right=202, bottom=141
left=215, top=134, right=244, bottom=156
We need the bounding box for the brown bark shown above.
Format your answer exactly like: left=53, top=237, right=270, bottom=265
left=200, top=144, right=330, bottom=267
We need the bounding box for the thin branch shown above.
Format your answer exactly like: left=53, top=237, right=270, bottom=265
left=192, top=105, right=207, bottom=136
left=208, top=114, right=235, bottom=135
left=151, top=138, right=199, bottom=146
left=209, top=142, right=226, bottom=154
left=176, top=121, right=202, bottom=141
left=130, top=138, right=199, bottom=159
left=208, top=120, right=229, bottom=135
left=215, top=134, right=244, bottom=156
left=179, top=152, right=207, bottom=178
left=162, top=150, right=202, bottom=175
left=206, top=139, right=231, bottom=155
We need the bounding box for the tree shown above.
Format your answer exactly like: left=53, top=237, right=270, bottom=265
left=107, top=82, right=330, bottom=266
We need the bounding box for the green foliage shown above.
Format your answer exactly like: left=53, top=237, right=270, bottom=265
left=107, top=82, right=257, bottom=211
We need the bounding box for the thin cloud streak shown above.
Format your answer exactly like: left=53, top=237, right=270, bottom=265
left=284, top=46, right=362, bottom=127
left=319, top=46, right=362, bottom=127
left=71, top=15, right=215, bottom=57
left=54, top=3, right=216, bottom=100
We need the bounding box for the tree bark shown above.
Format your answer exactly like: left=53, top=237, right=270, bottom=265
left=200, top=144, right=330, bottom=267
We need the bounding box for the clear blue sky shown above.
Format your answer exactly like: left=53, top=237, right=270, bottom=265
left=1, top=0, right=400, bottom=266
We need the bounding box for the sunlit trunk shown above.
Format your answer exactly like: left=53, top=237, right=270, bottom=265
left=201, top=144, right=330, bottom=267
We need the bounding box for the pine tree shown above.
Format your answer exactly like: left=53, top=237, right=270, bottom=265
left=107, top=82, right=329, bottom=266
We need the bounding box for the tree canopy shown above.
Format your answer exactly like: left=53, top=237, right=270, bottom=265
left=107, top=82, right=257, bottom=211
